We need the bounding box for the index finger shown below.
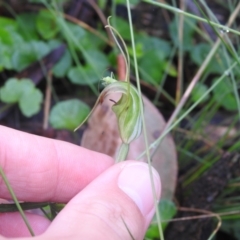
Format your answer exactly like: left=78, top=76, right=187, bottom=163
left=0, top=126, right=114, bottom=202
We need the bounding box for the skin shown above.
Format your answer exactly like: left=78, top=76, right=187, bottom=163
left=0, top=126, right=161, bottom=240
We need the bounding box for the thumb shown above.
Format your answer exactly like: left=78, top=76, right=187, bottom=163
left=44, top=161, right=161, bottom=240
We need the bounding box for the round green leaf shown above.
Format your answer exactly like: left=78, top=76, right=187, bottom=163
left=68, top=65, right=100, bottom=85
left=139, top=51, right=165, bottom=84
left=191, top=82, right=209, bottom=103
left=81, top=31, right=105, bottom=50
left=0, top=78, right=43, bottom=117
left=170, top=17, right=196, bottom=51
left=53, top=49, right=72, bottom=78
left=36, top=10, right=59, bottom=40
left=12, top=41, right=50, bottom=71
left=190, top=43, right=210, bottom=66
left=17, top=13, right=38, bottom=41
left=114, top=17, right=131, bottom=40
left=49, top=99, right=90, bottom=130
left=213, top=78, right=238, bottom=111
left=0, top=44, right=13, bottom=70
left=86, top=50, right=109, bottom=72
left=19, top=88, right=43, bottom=117
left=66, top=22, right=86, bottom=49
left=137, top=34, right=171, bottom=59
left=0, top=78, right=22, bottom=103
left=0, top=17, right=17, bottom=31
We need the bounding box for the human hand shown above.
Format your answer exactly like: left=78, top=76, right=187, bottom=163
left=0, top=126, right=161, bottom=240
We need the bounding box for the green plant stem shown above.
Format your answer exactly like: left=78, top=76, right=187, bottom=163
left=0, top=166, right=35, bottom=236
left=126, top=1, right=164, bottom=239
left=143, top=0, right=240, bottom=36
left=116, top=143, right=129, bottom=162
left=176, top=0, right=185, bottom=104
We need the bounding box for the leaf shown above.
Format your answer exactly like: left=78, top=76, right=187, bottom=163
left=0, top=78, right=43, bottom=117
left=0, top=28, right=14, bottom=45
left=19, top=88, right=43, bottom=117
left=81, top=31, right=106, bottom=50
left=169, top=17, right=196, bottom=51
left=86, top=50, right=109, bottom=72
left=0, top=17, right=17, bottom=31
left=36, top=10, right=59, bottom=40
left=48, top=39, right=62, bottom=50
left=221, top=219, right=240, bottom=239
left=137, top=34, right=171, bottom=59
left=68, top=65, right=99, bottom=85
left=139, top=51, right=165, bottom=84
left=66, top=22, right=86, bottom=49
left=191, top=82, right=209, bottom=103
left=68, top=50, right=108, bottom=85
left=114, top=17, right=131, bottom=40
left=49, top=99, right=90, bottom=130
left=0, top=44, right=13, bottom=70
left=0, top=30, right=23, bottom=50
left=137, top=35, right=175, bottom=83
left=190, top=43, right=210, bottom=66
left=0, top=78, right=22, bottom=102
left=145, top=199, right=177, bottom=238
left=53, top=49, right=72, bottom=77
left=213, top=78, right=238, bottom=111
left=12, top=41, right=50, bottom=71
left=17, top=13, right=38, bottom=41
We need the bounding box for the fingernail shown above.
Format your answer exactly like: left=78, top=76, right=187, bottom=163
left=118, top=162, right=161, bottom=216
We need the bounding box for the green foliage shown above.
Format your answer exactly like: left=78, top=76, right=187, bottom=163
left=49, top=99, right=90, bottom=130
left=169, top=17, right=196, bottom=51
left=81, top=31, right=106, bottom=51
left=114, top=17, right=131, bottom=40
left=0, top=78, right=43, bottom=117
left=12, top=41, right=51, bottom=71
left=17, top=13, right=39, bottom=41
left=68, top=50, right=109, bottom=85
left=145, top=199, right=177, bottom=238
left=66, top=22, right=86, bottom=49
left=191, top=82, right=209, bottom=103
left=68, top=65, right=100, bottom=85
left=53, top=49, right=72, bottom=77
left=115, top=0, right=140, bottom=5
left=87, top=50, right=109, bottom=73
left=36, top=10, right=60, bottom=40
left=190, top=43, right=210, bottom=66
left=213, top=78, right=238, bottom=111
left=136, top=34, right=176, bottom=83
left=190, top=43, right=226, bottom=74
left=221, top=219, right=240, bottom=239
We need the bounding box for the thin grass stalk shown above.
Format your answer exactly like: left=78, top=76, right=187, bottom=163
left=0, top=166, right=35, bottom=236
left=125, top=1, right=164, bottom=239
left=176, top=0, right=185, bottom=104
left=143, top=0, right=240, bottom=36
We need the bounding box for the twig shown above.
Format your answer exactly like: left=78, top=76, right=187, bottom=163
left=43, top=71, right=52, bottom=130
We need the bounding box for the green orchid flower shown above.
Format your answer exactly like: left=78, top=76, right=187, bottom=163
left=75, top=18, right=143, bottom=162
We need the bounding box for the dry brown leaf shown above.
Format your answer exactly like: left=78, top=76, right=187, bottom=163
left=81, top=93, right=177, bottom=199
